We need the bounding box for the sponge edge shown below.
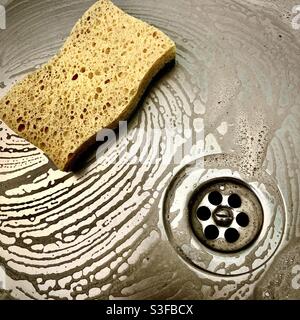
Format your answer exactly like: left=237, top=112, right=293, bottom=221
left=0, top=0, right=176, bottom=171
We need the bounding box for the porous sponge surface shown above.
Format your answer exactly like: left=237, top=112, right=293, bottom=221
left=0, top=0, right=176, bottom=171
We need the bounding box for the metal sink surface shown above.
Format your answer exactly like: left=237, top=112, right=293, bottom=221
left=0, top=0, right=299, bottom=300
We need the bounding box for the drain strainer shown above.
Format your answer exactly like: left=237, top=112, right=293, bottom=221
left=189, top=178, right=263, bottom=253
left=163, top=154, right=285, bottom=276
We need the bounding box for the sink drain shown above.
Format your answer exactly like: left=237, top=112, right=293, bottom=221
left=189, top=178, right=264, bottom=253
left=163, top=154, right=285, bottom=276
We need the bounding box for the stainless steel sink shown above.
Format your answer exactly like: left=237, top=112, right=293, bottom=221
left=0, top=0, right=299, bottom=300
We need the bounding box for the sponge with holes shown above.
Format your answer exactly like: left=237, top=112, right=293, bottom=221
left=0, top=0, right=176, bottom=171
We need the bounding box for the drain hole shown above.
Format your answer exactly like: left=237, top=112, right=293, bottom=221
left=224, top=228, right=240, bottom=243
left=204, top=225, right=219, bottom=240
left=228, top=194, right=241, bottom=208
left=197, top=206, right=211, bottom=221
left=208, top=191, right=222, bottom=206
left=236, top=212, right=249, bottom=227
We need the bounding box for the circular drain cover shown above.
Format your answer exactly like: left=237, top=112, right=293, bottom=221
left=163, top=154, right=285, bottom=276
left=189, top=178, right=264, bottom=253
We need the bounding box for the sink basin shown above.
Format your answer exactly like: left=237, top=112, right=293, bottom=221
left=0, top=0, right=299, bottom=300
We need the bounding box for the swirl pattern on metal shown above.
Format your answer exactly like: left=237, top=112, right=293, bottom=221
left=0, top=0, right=299, bottom=299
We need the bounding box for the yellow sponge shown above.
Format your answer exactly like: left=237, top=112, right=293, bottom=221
left=0, top=0, right=176, bottom=171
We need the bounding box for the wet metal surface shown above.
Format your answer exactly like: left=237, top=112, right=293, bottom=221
left=0, top=0, right=300, bottom=299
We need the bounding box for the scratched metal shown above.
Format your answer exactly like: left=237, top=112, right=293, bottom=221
left=0, top=0, right=299, bottom=300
